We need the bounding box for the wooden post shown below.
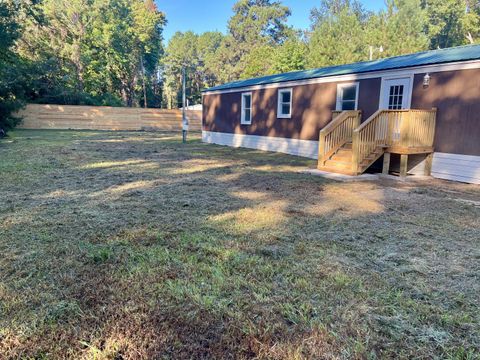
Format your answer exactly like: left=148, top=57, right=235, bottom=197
left=386, top=111, right=393, bottom=146
left=424, top=153, right=433, bottom=176
left=400, top=154, right=408, bottom=179
left=382, top=152, right=391, bottom=175
left=354, top=110, right=362, bottom=128
left=318, top=131, right=326, bottom=168
left=430, top=107, right=437, bottom=147
left=399, top=111, right=410, bottom=148
left=352, top=130, right=359, bottom=175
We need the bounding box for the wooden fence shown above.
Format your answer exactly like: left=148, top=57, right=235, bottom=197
left=16, top=104, right=202, bottom=131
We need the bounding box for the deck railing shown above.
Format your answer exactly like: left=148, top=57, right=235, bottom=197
left=352, top=108, right=437, bottom=173
left=332, top=110, right=342, bottom=119
left=318, top=110, right=362, bottom=166
left=390, top=109, right=437, bottom=150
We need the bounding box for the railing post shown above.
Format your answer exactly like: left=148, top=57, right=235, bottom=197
left=354, top=110, right=361, bottom=128
left=386, top=111, right=393, bottom=146
left=318, top=131, right=326, bottom=168
left=430, top=107, right=437, bottom=147
left=352, top=130, right=359, bottom=175
left=399, top=111, right=410, bottom=148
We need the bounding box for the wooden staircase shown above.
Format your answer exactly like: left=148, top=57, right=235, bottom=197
left=319, top=142, right=385, bottom=175
left=318, top=109, right=437, bottom=177
left=319, top=142, right=355, bottom=175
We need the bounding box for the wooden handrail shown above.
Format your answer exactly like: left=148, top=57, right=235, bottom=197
left=353, top=110, right=383, bottom=132
left=318, top=110, right=361, bottom=167
left=320, top=111, right=354, bottom=133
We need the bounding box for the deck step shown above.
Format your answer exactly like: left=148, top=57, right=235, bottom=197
left=335, top=148, right=352, bottom=156
left=331, top=153, right=352, bottom=162
left=317, top=166, right=356, bottom=176
left=324, top=160, right=353, bottom=170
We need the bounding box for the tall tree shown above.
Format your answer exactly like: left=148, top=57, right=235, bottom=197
left=370, top=0, right=429, bottom=57
left=0, top=1, right=30, bottom=134
left=270, top=36, right=307, bottom=74
left=18, top=0, right=165, bottom=107
left=162, top=31, right=199, bottom=108
left=308, top=0, right=429, bottom=68
left=307, top=7, right=367, bottom=67
left=162, top=31, right=224, bottom=107
left=423, top=0, right=480, bottom=48
left=225, top=0, right=292, bottom=79
left=310, top=0, right=370, bottom=28
left=463, top=0, right=480, bottom=44
left=87, top=0, right=165, bottom=106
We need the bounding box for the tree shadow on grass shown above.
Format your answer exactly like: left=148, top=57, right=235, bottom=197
left=0, top=130, right=479, bottom=358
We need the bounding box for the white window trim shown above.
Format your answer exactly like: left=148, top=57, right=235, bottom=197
left=277, top=88, right=293, bottom=119
left=336, top=82, right=359, bottom=111
left=241, top=92, right=252, bottom=125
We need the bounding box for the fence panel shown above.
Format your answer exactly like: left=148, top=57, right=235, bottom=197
left=16, top=104, right=202, bottom=131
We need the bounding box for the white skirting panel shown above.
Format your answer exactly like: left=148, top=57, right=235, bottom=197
left=202, top=131, right=480, bottom=184
left=202, top=131, right=319, bottom=159
left=431, top=152, right=480, bottom=184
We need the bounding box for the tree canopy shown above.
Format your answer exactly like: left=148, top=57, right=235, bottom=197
left=0, top=1, right=30, bottom=134
left=1, top=0, right=479, bottom=131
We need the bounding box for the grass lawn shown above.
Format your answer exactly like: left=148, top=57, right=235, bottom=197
left=0, top=129, right=479, bottom=359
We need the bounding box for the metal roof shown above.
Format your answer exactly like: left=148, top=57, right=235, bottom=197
left=204, top=44, right=480, bottom=92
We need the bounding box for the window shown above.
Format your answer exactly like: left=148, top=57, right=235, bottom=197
left=336, top=83, right=359, bottom=111
left=241, top=92, right=252, bottom=125
left=387, top=85, right=404, bottom=110
left=277, top=88, right=292, bottom=118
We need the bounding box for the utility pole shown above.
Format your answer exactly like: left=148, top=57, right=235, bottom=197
left=182, top=66, right=188, bottom=143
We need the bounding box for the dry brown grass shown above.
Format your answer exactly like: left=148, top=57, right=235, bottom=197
left=0, top=130, right=479, bottom=359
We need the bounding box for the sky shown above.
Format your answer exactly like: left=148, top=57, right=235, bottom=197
left=157, top=0, right=386, bottom=43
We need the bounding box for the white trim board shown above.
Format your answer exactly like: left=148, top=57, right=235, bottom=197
left=203, top=60, right=480, bottom=95
left=202, top=131, right=319, bottom=159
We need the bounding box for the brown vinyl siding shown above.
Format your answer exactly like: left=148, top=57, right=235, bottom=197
left=203, top=67, right=480, bottom=156
left=203, top=78, right=382, bottom=141
left=411, top=68, right=480, bottom=156
left=357, top=78, right=381, bottom=120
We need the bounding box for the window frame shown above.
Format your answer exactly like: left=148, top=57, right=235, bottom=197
left=336, top=82, right=360, bottom=111
left=379, top=75, right=413, bottom=110
left=241, top=92, right=253, bottom=125
left=277, top=88, right=293, bottom=119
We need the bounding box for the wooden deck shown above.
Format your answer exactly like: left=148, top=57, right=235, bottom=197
left=318, top=109, right=437, bottom=177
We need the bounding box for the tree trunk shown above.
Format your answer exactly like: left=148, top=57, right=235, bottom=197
left=466, top=32, right=474, bottom=44
left=141, top=54, right=148, bottom=108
